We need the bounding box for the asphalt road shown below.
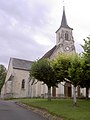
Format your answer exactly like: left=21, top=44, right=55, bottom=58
left=0, top=100, right=47, bottom=120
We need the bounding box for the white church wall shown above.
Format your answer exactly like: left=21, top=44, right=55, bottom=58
left=5, top=59, right=13, bottom=83
left=5, top=81, right=12, bottom=93
left=56, top=82, right=64, bottom=97
left=1, top=59, right=13, bottom=98
left=12, top=69, right=29, bottom=98
left=31, top=84, right=37, bottom=97
left=80, top=88, right=86, bottom=97
left=89, top=89, right=90, bottom=98
left=1, top=85, right=5, bottom=98
left=35, top=81, right=41, bottom=97
left=41, top=84, right=48, bottom=98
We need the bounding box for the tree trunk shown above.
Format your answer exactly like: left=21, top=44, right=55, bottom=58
left=86, top=87, right=89, bottom=100
left=48, top=86, right=51, bottom=101
left=73, top=86, right=77, bottom=106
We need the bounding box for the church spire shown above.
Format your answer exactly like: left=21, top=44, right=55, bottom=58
left=56, top=3, right=73, bottom=33
left=61, top=6, right=67, bottom=27
left=60, top=5, right=72, bottom=30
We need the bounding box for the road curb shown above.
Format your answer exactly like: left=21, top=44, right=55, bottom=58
left=15, top=102, right=63, bottom=120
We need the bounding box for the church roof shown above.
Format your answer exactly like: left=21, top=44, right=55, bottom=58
left=42, top=45, right=56, bottom=59
left=11, top=58, right=33, bottom=71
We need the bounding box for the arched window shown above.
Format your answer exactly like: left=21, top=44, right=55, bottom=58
left=21, top=79, right=25, bottom=89
left=65, top=32, right=68, bottom=40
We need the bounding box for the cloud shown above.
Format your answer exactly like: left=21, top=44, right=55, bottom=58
left=0, top=0, right=90, bottom=67
left=0, top=0, right=56, bottom=67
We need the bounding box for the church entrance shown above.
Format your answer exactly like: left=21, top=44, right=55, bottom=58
left=64, top=82, right=72, bottom=98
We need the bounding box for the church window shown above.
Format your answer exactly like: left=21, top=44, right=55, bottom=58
left=65, top=32, right=68, bottom=40
left=21, top=79, right=25, bottom=89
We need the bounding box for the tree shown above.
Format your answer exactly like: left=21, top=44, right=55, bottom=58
left=81, top=37, right=90, bottom=60
left=80, top=37, right=90, bottom=99
left=79, top=58, right=90, bottom=99
left=52, top=53, right=83, bottom=106
left=30, top=59, right=58, bottom=101
left=51, top=53, right=71, bottom=82
left=68, top=54, right=83, bottom=106
left=0, top=64, right=6, bottom=93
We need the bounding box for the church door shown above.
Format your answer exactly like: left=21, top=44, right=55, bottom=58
left=64, top=82, right=72, bottom=98
left=52, top=87, right=56, bottom=98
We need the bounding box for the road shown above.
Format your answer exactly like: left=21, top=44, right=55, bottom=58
left=0, top=100, right=47, bottom=120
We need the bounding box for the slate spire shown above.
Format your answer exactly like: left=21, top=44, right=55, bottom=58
left=61, top=6, right=67, bottom=27
left=60, top=6, right=72, bottom=29
left=56, top=5, right=73, bottom=33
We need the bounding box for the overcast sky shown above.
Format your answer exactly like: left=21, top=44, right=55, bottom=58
left=0, top=0, right=90, bottom=67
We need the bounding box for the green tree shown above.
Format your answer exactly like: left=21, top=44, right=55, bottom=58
left=51, top=53, right=71, bottom=82
left=30, top=59, right=58, bottom=101
left=0, top=64, right=6, bottom=93
left=52, top=53, right=83, bottom=106
left=79, top=58, right=90, bottom=99
left=68, top=54, right=83, bottom=106
left=80, top=37, right=90, bottom=99
left=81, top=37, right=90, bottom=60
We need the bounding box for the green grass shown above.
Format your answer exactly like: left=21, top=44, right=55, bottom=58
left=17, top=98, right=90, bottom=120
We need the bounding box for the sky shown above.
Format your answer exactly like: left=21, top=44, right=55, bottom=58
left=0, top=0, right=90, bottom=67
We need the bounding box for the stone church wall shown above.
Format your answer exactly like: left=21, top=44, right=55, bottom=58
left=12, top=69, right=29, bottom=98
left=1, top=59, right=13, bottom=98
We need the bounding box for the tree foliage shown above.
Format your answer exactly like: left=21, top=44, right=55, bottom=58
left=0, top=64, right=6, bottom=92
left=79, top=58, right=90, bottom=99
left=81, top=37, right=90, bottom=60
left=51, top=53, right=71, bottom=82
left=31, top=59, right=58, bottom=87
left=80, top=37, right=90, bottom=99
left=68, top=54, right=83, bottom=105
left=30, top=59, right=58, bottom=101
left=68, top=54, right=83, bottom=87
left=30, top=37, right=90, bottom=101
left=52, top=53, right=83, bottom=106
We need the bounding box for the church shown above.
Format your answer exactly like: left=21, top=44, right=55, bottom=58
left=1, top=6, right=86, bottom=98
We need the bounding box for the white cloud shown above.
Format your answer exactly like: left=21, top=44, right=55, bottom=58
left=34, top=34, right=52, bottom=45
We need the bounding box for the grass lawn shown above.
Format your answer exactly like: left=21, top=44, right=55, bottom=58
left=17, top=98, right=90, bottom=120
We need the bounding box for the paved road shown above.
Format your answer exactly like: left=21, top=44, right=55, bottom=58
left=0, top=100, right=47, bottom=120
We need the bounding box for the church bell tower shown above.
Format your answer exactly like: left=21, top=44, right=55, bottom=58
left=56, top=6, right=75, bottom=53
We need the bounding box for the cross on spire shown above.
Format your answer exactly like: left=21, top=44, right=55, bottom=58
left=63, top=0, right=65, bottom=7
